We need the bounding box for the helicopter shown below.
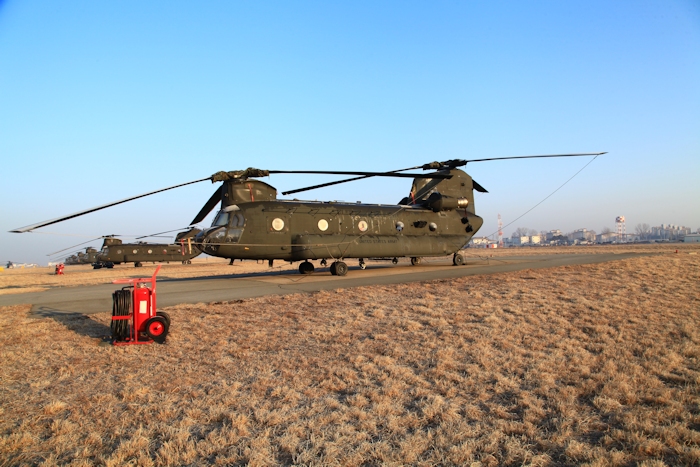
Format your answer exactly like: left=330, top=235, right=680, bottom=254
left=49, top=229, right=203, bottom=269
left=63, top=246, right=99, bottom=265
left=93, top=228, right=202, bottom=268
left=11, top=153, right=605, bottom=275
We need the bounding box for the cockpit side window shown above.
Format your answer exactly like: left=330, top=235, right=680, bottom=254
left=231, top=213, right=245, bottom=228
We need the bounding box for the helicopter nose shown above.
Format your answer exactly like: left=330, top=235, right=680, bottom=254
left=197, top=226, right=225, bottom=252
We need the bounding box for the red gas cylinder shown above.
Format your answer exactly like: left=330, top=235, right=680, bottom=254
left=132, top=283, right=152, bottom=332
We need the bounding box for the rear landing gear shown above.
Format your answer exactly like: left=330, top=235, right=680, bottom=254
left=299, top=261, right=315, bottom=275
left=330, top=261, right=348, bottom=276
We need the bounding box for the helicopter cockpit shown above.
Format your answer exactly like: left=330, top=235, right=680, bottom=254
left=200, top=205, right=245, bottom=247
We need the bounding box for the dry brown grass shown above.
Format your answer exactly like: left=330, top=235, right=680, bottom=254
left=1, top=245, right=699, bottom=466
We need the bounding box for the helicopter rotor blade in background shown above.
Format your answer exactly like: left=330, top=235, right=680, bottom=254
left=10, top=177, right=212, bottom=233
left=46, top=237, right=106, bottom=256
left=135, top=227, right=195, bottom=240
left=190, top=186, right=224, bottom=225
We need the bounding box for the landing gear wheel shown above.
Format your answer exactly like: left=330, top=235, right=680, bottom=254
left=320, top=259, right=327, bottom=267
left=135, top=262, right=143, bottom=268
left=392, top=257, right=399, bottom=265
left=145, top=316, right=169, bottom=344
left=299, top=261, right=315, bottom=275
left=330, top=262, right=337, bottom=275
left=333, top=261, right=348, bottom=276
left=359, top=259, right=366, bottom=270
left=411, top=257, right=421, bottom=266
left=453, top=253, right=465, bottom=266
left=156, top=311, right=171, bottom=328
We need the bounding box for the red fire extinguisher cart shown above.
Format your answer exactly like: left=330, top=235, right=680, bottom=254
left=111, top=265, right=170, bottom=345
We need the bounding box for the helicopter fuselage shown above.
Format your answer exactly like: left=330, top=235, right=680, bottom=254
left=196, top=200, right=483, bottom=262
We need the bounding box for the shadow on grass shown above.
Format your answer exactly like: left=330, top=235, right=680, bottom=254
left=31, top=307, right=112, bottom=340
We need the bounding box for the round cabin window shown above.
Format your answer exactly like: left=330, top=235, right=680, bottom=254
left=272, top=218, right=285, bottom=231
left=318, top=219, right=329, bottom=231
left=358, top=220, right=368, bottom=232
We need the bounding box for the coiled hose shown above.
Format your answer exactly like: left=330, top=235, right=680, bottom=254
left=111, top=288, right=131, bottom=341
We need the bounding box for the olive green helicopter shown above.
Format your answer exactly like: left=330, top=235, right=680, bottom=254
left=49, top=230, right=202, bottom=269
left=11, top=153, right=604, bottom=275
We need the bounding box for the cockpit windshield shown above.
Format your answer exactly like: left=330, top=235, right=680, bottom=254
left=212, top=211, right=229, bottom=227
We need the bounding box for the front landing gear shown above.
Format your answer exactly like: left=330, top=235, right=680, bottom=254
left=299, top=261, right=315, bottom=275
left=359, top=258, right=366, bottom=270
left=453, top=253, right=465, bottom=266
left=330, top=261, right=348, bottom=276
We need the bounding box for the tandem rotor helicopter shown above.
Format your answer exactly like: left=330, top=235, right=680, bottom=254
left=11, top=153, right=604, bottom=275
left=50, top=230, right=203, bottom=269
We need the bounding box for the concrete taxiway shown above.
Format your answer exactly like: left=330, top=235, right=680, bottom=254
left=0, top=252, right=648, bottom=316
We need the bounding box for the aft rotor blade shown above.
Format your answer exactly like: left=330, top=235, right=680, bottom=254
left=190, top=185, right=224, bottom=225
left=10, top=177, right=211, bottom=233
left=472, top=179, right=488, bottom=193
left=463, top=152, right=606, bottom=164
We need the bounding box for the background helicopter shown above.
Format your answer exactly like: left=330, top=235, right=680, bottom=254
left=49, top=229, right=203, bottom=269
left=12, top=153, right=604, bottom=276
left=94, top=229, right=202, bottom=268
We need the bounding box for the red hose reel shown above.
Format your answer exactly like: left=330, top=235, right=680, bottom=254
left=111, top=265, right=170, bottom=345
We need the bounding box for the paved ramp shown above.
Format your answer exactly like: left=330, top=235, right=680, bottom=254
left=0, top=252, right=647, bottom=315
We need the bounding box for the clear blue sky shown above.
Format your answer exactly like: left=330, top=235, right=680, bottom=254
left=1, top=1, right=699, bottom=264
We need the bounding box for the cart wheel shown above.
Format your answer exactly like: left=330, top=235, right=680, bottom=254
left=156, top=311, right=171, bottom=328
left=145, top=316, right=169, bottom=343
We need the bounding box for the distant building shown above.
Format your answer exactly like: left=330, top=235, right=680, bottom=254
left=597, top=232, right=617, bottom=243
left=470, top=237, right=491, bottom=246
left=569, top=228, right=596, bottom=243
left=684, top=234, right=700, bottom=243
left=652, top=224, right=691, bottom=241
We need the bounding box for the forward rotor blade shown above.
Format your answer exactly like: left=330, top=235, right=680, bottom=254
left=281, top=164, right=428, bottom=196
left=190, top=185, right=224, bottom=225
left=10, top=177, right=211, bottom=233
left=269, top=170, right=450, bottom=179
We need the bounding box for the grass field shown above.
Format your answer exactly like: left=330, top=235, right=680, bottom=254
left=1, top=245, right=699, bottom=466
